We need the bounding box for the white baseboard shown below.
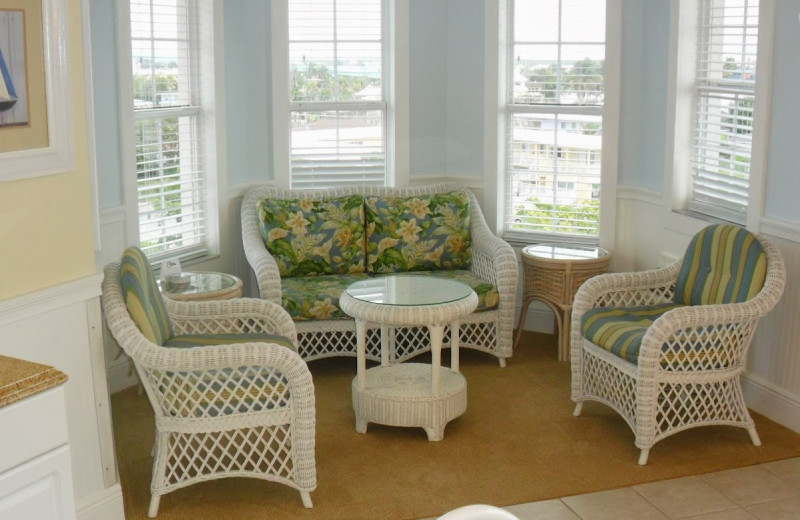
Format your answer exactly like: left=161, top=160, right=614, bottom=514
left=77, top=484, right=125, bottom=520
left=743, top=372, right=800, bottom=434
left=107, top=356, right=140, bottom=394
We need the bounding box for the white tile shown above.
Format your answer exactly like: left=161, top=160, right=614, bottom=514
left=505, top=500, right=581, bottom=520
left=633, top=475, right=738, bottom=519
left=761, top=457, right=800, bottom=488
left=746, top=496, right=800, bottom=520
left=679, top=509, right=757, bottom=520
left=561, top=488, right=669, bottom=520
left=700, top=465, right=800, bottom=506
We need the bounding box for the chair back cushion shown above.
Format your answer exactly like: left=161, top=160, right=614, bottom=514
left=119, top=246, right=173, bottom=345
left=674, top=224, right=767, bottom=306
left=365, top=190, right=471, bottom=273
left=257, top=195, right=367, bottom=277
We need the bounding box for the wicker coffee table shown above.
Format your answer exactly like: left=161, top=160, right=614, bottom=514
left=514, top=243, right=610, bottom=361
left=339, top=274, right=478, bottom=441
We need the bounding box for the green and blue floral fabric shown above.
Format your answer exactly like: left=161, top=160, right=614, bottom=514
left=281, top=273, right=370, bottom=321
left=410, top=270, right=499, bottom=311
left=257, top=195, right=366, bottom=277
left=365, top=190, right=471, bottom=273
left=280, top=271, right=498, bottom=321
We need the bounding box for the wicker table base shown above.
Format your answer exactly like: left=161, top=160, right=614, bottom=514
left=352, top=363, right=467, bottom=441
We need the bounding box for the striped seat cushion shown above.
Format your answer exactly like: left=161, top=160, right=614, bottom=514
left=581, top=303, right=685, bottom=364
left=674, top=224, right=767, bottom=306
left=164, top=332, right=296, bottom=350
left=119, top=246, right=173, bottom=345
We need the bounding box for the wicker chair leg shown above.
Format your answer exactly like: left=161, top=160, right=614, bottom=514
left=148, top=495, right=161, bottom=518
left=638, top=448, right=650, bottom=466
left=573, top=402, right=583, bottom=416
left=300, top=491, right=313, bottom=508
left=498, top=357, right=507, bottom=368
left=749, top=427, right=762, bottom=446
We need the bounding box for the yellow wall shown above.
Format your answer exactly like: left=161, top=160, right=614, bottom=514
left=0, top=2, right=94, bottom=301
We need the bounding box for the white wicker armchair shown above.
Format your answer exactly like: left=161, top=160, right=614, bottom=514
left=241, top=183, right=519, bottom=366
left=102, top=249, right=316, bottom=517
left=571, top=225, right=785, bottom=465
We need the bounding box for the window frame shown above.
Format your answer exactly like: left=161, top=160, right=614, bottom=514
left=663, top=0, right=774, bottom=232
left=116, top=0, right=223, bottom=264
left=494, top=0, right=621, bottom=247
left=270, top=0, right=408, bottom=189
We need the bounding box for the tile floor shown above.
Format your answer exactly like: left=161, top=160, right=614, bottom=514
left=423, top=457, right=800, bottom=520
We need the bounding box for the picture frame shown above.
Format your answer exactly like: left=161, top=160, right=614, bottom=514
left=0, top=0, right=72, bottom=183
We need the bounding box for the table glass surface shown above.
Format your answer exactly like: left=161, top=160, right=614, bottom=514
left=345, top=275, right=473, bottom=306
left=523, top=242, right=608, bottom=261
left=160, top=271, right=238, bottom=295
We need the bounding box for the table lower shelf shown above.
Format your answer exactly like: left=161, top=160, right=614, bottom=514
left=351, top=363, right=467, bottom=441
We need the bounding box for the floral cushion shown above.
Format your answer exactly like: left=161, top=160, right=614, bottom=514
left=365, top=190, right=471, bottom=273
left=281, top=273, right=370, bottom=321
left=257, top=195, right=366, bottom=277
left=410, top=270, right=499, bottom=311
left=281, top=271, right=497, bottom=322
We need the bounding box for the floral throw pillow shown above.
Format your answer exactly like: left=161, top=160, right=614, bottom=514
left=365, top=190, right=471, bottom=273
left=257, top=195, right=366, bottom=277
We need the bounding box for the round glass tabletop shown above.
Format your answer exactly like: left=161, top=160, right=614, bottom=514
left=345, top=274, right=474, bottom=306
left=523, top=242, right=609, bottom=261
left=160, top=271, right=239, bottom=295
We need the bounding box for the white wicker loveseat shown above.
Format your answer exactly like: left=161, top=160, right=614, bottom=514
left=241, top=183, right=518, bottom=367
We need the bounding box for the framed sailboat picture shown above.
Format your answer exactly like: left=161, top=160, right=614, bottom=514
left=0, top=0, right=72, bottom=182
left=0, top=9, right=27, bottom=126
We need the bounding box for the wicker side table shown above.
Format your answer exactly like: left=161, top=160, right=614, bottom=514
left=514, top=243, right=610, bottom=361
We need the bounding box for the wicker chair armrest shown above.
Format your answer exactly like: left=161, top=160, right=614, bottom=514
left=572, top=262, right=682, bottom=317
left=241, top=187, right=283, bottom=302
left=165, top=298, right=298, bottom=345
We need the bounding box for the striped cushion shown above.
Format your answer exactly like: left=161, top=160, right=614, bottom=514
left=674, top=224, right=767, bottom=306
left=581, top=303, right=685, bottom=364
left=120, top=246, right=173, bottom=345
left=165, top=333, right=296, bottom=350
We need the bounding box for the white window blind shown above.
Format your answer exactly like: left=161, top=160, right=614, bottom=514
left=505, top=0, right=606, bottom=239
left=130, top=0, right=207, bottom=260
left=288, top=0, right=386, bottom=188
left=689, top=0, right=759, bottom=223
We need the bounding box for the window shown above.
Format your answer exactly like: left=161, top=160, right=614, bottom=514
left=124, top=0, right=212, bottom=261
left=287, top=0, right=387, bottom=188
left=504, top=0, right=607, bottom=239
left=688, top=0, right=759, bottom=223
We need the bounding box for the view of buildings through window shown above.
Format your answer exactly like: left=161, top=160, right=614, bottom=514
left=288, top=0, right=387, bottom=188
left=505, top=0, right=605, bottom=238
left=129, top=0, right=208, bottom=260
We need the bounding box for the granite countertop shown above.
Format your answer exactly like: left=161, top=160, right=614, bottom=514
left=0, top=355, right=68, bottom=408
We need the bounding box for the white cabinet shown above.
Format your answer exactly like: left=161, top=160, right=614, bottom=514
left=0, top=386, right=76, bottom=520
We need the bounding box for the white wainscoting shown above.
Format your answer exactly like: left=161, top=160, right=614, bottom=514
left=617, top=186, right=800, bottom=434
left=0, top=276, right=124, bottom=520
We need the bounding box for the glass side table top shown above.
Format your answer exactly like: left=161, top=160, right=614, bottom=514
left=345, top=274, right=473, bottom=306
left=160, top=271, right=239, bottom=296
left=523, top=242, right=609, bottom=261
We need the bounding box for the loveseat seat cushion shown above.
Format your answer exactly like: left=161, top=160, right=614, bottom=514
left=365, top=190, right=471, bottom=273
left=282, top=270, right=498, bottom=322
left=257, top=194, right=366, bottom=277
left=164, top=332, right=296, bottom=350
left=282, top=273, right=370, bottom=321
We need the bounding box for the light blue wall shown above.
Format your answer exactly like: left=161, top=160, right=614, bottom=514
left=89, top=0, right=123, bottom=209
left=445, top=0, right=484, bottom=178
left=223, top=0, right=273, bottom=186
left=763, top=0, right=800, bottom=223
left=409, top=0, right=449, bottom=175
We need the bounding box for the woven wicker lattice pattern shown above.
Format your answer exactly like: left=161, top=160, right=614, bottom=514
left=102, top=262, right=316, bottom=516
left=242, top=184, right=518, bottom=366
left=570, top=230, right=786, bottom=465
